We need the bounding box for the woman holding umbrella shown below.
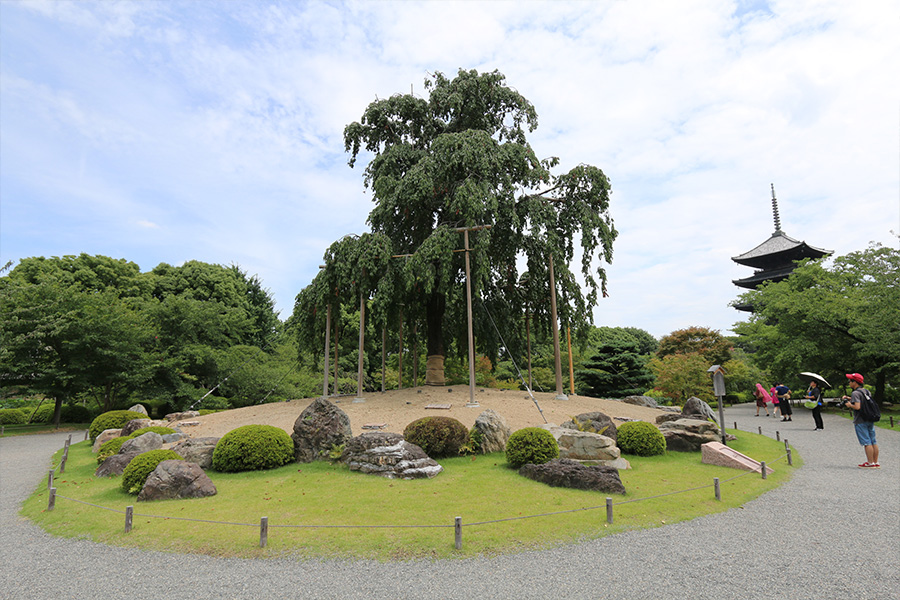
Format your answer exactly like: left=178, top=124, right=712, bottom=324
left=805, top=380, right=824, bottom=430
left=754, top=383, right=772, bottom=416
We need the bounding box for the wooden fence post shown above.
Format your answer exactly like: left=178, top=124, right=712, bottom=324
left=48, top=470, right=54, bottom=490
left=84, top=430, right=89, bottom=441
left=606, top=497, right=614, bottom=524
left=776, top=431, right=780, bottom=442
left=125, top=506, right=133, bottom=533
left=758, top=426, right=762, bottom=435
left=714, top=477, right=721, bottom=501
left=59, top=454, right=67, bottom=474
left=260, top=517, right=268, bottom=548
left=454, top=516, right=462, bottom=550
left=48, top=488, right=56, bottom=511
left=761, top=461, right=767, bottom=480
left=787, top=448, right=793, bottom=466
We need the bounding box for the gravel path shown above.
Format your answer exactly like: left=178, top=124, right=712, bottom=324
left=2, top=403, right=897, bottom=600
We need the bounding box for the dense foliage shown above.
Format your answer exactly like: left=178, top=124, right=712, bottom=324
left=121, top=449, right=182, bottom=495
left=403, top=416, right=469, bottom=458
left=616, top=421, right=666, bottom=456
left=576, top=338, right=655, bottom=398
left=505, top=427, right=559, bottom=469
left=211, top=424, right=294, bottom=472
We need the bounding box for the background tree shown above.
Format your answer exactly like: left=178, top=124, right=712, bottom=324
left=576, top=338, right=655, bottom=398
left=342, top=68, right=616, bottom=382
left=656, top=326, right=733, bottom=365
left=648, top=352, right=714, bottom=403
left=733, top=244, right=899, bottom=403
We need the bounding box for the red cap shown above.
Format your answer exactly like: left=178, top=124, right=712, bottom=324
left=845, top=373, right=864, bottom=385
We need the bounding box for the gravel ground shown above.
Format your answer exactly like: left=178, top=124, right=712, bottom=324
left=1, top=403, right=897, bottom=600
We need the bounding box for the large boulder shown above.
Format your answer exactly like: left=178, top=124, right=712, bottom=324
left=472, top=409, right=511, bottom=453
left=121, top=418, right=152, bottom=437
left=543, top=426, right=629, bottom=469
left=559, top=412, right=618, bottom=442
left=127, top=403, right=149, bottom=416
left=292, top=397, right=353, bottom=463
left=92, top=428, right=123, bottom=452
left=171, top=437, right=220, bottom=469
left=682, top=397, right=718, bottom=423
left=658, top=418, right=720, bottom=452
left=95, top=452, right=139, bottom=477
left=120, top=431, right=163, bottom=455
left=519, top=458, right=626, bottom=494
left=137, top=460, right=217, bottom=501
left=623, top=395, right=659, bottom=409
left=655, top=413, right=684, bottom=425
left=342, top=432, right=443, bottom=479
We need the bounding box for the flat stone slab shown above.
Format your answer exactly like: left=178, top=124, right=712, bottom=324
left=425, top=404, right=451, bottom=410
left=701, top=441, right=774, bottom=475
left=362, top=423, right=387, bottom=430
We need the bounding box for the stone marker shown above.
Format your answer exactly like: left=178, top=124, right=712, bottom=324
left=701, top=441, right=774, bottom=475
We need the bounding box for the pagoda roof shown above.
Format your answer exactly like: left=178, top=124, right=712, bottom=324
left=732, top=264, right=798, bottom=289
left=731, top=230, right=831, bottom=268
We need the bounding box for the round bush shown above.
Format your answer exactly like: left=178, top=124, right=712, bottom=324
left=121, top=449, right=182, bottom=495
left=617, top=421, right=666, bottom=456
left=403, top=416, right=469, bottom=458
left=29, top=404, right=55, bottom=424
left=89, top=410, right=147, bottom=442
left=212, top=424, right=294, bottom=472
left=0, top=408, right=27, bottom=425
left=97, top=436, right=132, bottom=464
left=61, top=404, right=93, bottom=423
left=505, top=427, right=559, bottom=469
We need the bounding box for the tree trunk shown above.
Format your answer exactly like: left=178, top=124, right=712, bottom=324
left=425, top=292, right=446, bottom=385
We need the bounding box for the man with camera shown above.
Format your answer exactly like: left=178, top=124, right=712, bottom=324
left=841, top=373, right=879, bottom=468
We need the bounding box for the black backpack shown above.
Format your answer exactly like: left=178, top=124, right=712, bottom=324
left=858, top=389, right=881, bottom=423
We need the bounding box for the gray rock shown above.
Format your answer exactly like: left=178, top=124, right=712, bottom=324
left=120, top=431, right=163, bottom=455
left=170, top=437, right=220, bottom=469
left=292, top=397, right=353, bottom=463
left=519, top=458, right=626, bottom=494
left=92, top=429, right=122, bottom=452
left=342, top=432, right=443, bottom=479
left=161, top=432, right=186, bottom=443
left=559, top=411, right=618, bottom=442
left=137, top=460, right=217, bottom=501
left=623, top=395, right=659, bottom=409
left=127, top=404, right=149, bottom=416
left=165, top=410, right=200, bottom=422
left=682, top=397, right=718, bottom=423
left=473, top=409, right=511, bottom=453
left=544, top=426, right=620, bottom=462
left=658, top=418, right=721, bottom=452
left=120, top=419, right=152, bottom=437
left=95, top=452, right=139, bottom=477
left=655, top=413, right=684, bottom=425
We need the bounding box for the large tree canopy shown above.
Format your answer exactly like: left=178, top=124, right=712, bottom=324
left=733, top=244, right=899, bottom=403
left=340, top=68, right=617, bottom=381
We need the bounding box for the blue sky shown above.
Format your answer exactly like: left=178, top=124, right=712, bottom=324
left=1, top=0, right=897, bottom=339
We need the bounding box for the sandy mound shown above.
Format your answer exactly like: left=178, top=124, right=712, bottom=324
left=174, top=387, right=667, bottom=439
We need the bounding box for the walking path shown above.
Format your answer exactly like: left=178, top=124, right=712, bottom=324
left=1, top=403, right=897, bottom=600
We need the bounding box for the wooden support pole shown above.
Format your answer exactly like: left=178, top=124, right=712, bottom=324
left=787, top=448, right=793, bottom=466
left=60, top=454, right=67, bottom=474
left=566, top=326, right=575, bottom=395
left=48, top=470, right=54, bottom=490
left=714, top=477, right=721, bottom=501
left=606, top=497, right=614, bottom=524
left=761, top=461, right=767, bottom=480
left=398, top=311, right=404, bottom=390
left=125, top=506, right=133, bottom=533
left=381, top=326, right=386, bottom=393
left=526, top=308, right=533, bottom=390
left=260, top=516, right=268, bottom=548
left=357, top=293, right=366, bottom=400
left=323, top=304, right=331, bottom=397
left=48, top=488, right=56, bottom=511
left=776, top=431, right=781, bottom=442
left=758, top=426, right=762, bottom=435
left=412, top=323, right=418, bottom=388
left=464, top=230, right=477, bottom=406
left=454, top=516, right=462, bottom=550
left=549, top=254, right=565, bottom=399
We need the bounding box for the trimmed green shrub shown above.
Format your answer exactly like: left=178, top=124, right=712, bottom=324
left=212, top=424, right=294, bottom=472
left=121, top=449, right=182, bottom=495
left=505, top=427, right=559, bottom=469
left=97, top=436, right=132, bottom=464
left=89, top=410, right=147, bottom=442
left=28, top=404, right=55, bottom=424
left=61, top=404, right=93, bottom=423
left=0, top=408, right=27, bottom=425
left=617, top=421, right=666, bottom=456
left=403, top=416, right=469, bottom=458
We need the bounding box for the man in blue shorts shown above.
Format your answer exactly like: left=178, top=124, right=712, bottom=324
left=842, top=373, right=879, bottom=468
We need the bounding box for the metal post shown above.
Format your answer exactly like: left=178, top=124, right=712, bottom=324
left=714, top=477, right=721, bottom=501
left=606, top=497, right=614, bottom=524
left=48, top=488, right=56, bottom=511
left=125, top=506, right=133, bottom=533
left=454, top=516, right=462, bottom=550
left=761, top=461, right=767, bottom=480
left=260, top=516, right=268, bottom=548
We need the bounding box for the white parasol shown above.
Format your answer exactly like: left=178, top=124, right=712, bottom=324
left=800, top=372, right=831, bottom=388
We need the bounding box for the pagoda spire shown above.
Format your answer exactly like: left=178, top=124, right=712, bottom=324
left=770, top=183, right=782, bottom=233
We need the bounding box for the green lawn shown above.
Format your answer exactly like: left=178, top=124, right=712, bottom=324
left=0, top=424, right=90, bottom=438
left=21, top=430, right=799, bottom=560
left=823, top=406, right=899, bottom=430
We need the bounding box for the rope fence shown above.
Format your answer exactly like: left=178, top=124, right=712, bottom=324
left=43, top=426, right=796, bottom=550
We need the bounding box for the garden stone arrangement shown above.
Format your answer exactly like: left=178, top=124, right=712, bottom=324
left=341, top=431, right=443, bottom=479
left=292, top=397, right=353, bottom=463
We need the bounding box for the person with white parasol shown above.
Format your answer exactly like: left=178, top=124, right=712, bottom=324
left=801, top=372, right=828, bottom=431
